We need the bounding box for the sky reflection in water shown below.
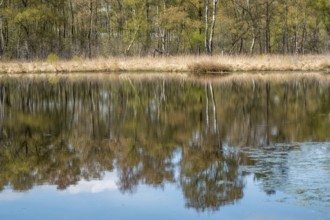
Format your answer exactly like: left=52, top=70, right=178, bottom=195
left=0, top=75, right=329, bottom=219
left=0, top=170, right=327, bottom=220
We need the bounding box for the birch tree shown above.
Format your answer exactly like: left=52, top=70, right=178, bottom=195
left=205, top=0, right=218, bottom=54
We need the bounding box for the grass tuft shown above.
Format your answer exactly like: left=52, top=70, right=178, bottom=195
left=319, top=60, right=330, bottom=71
left=188, top=61, right=232, bottom=75
left=46, top=53, right=59, bottom=63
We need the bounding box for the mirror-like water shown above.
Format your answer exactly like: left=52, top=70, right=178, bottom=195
left=0, top=74, right=329, bottom=219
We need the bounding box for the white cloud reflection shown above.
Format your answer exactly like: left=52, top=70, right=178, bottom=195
left=0, top=190, right=23, bottom=201
left=66, top=172, right=118, bottom=194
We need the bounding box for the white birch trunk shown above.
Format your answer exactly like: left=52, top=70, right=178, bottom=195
left=205, top=0, right=209, bottom=53
left=209, top=0, right=218, bottom=54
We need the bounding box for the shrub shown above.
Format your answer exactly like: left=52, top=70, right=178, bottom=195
left=188, top=61, right=232, bottom=75
left=319, top=61, right=330, bottom=71
left=71, top=55, right=82, bottom=61
left=46, top=53, right=59, bottom=63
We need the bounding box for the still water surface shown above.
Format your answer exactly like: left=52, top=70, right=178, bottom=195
left=0, top=74, right=329, bottom=219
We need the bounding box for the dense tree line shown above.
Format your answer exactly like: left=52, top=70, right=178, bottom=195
left=0, top=0, right=329, bottom=59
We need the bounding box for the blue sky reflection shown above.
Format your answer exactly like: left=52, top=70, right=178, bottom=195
left=0, top=172, right=328, bottom=220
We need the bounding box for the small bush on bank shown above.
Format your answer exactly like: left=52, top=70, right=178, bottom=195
left=319, top=61, right=330, bottom=72
left=47, top=53, right=59, bottom=63
left=188, top=61, right=233, bottom=75
left=72, top=55, right=83, bottom=61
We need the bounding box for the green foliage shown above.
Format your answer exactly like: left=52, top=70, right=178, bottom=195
left=71, top=55, right=83, bottom=62
left=160, top=7, right=187, bottom=29
left=312, top=0, right=330, bottom=33
left=46, top=53, right=59, bottom=63
left=0, top=0, right=329, bottom=59
left=14, top=6, right=53, bottom=25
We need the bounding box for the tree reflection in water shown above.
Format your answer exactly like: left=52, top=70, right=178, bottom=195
left=0, top=76, right=329, bottom=211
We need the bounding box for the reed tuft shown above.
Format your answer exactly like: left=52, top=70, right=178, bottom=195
left=188, top=61, right=232, bottom=75
left=319, top=60, right=330, bottom=72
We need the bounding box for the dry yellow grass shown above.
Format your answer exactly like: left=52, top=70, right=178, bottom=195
left=0, top=55, right=329, bottom=74
left=188, top=55, right=330, bottom=73
left=0, top=57, right=186, bottom=74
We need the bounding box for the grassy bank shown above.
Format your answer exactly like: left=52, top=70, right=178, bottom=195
left=0, top=55, right=329, bottom=74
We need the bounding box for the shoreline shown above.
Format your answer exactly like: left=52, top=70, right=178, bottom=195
left=1, top=72, right=330, bottom=85
left=0, top=55, right=329, bottom=75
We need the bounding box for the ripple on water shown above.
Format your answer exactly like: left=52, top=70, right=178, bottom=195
left=240, top=142, right=330, bottom=213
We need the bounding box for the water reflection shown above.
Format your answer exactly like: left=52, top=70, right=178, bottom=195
left=0, top=75, right=329, bottom=213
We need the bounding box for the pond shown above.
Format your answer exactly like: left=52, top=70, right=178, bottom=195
left=0, top=74, right=329, bottom=220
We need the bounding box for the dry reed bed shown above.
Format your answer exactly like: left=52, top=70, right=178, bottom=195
left=0, top=57, right=187, bottom=74
left=187, top=55, right=330, bottom=74
left=0, top=55, right=329, bottom=74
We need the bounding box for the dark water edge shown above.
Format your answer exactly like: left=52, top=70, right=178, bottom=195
left=0, top=74, right=329, bottom=219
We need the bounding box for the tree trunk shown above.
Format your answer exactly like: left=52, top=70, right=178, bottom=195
left=250, top=29, right=256, bottom=55
left=125, top=24, right=140, bottom=55
left=283, top=0, right=289, bottom=54
left=0, top=18, right=4, bottom=56
left=144, top=0, right=151, bottom=54
left=265, top=1, right=270, bottom=54
left=294, top=25, right=299, bottom=55
left=105, top=0, right=111, bottom=40
left=69, top=0, right=75, bottom=44
left=208, top=0, right=218, bottom=55
left=116, top=0, right=123, bottom=34
left=22, top=25, right=30, bottom=59
left=88, top=0, right=93, bottom=59
left=301, top=18, right=306, bottom=54
left=198, top=0, right=203, bottom=55
left=205, top=0, right=209, bottom=53
left=161, top=0, right=167, bottom=55
left=246, top=0, right=256, bottom=55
